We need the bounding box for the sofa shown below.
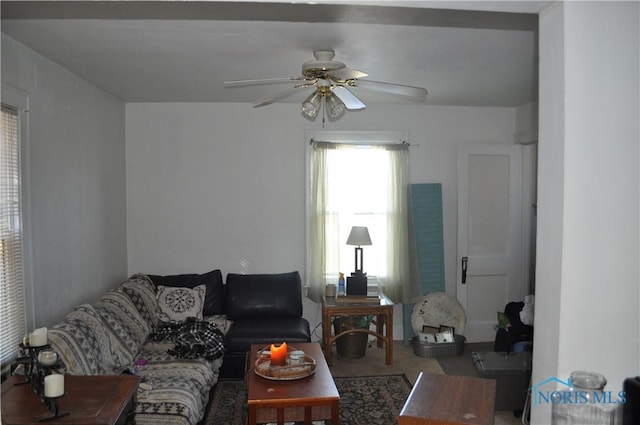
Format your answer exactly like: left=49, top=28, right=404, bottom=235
left=47, top=270, right=311, bottom=425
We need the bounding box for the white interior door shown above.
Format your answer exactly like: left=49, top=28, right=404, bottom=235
left=457, top=144, right=524, bottom=342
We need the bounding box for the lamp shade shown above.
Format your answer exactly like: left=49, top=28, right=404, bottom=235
left=326, top=93, right=346, bottom=119
left=346, top=226, right=372, bottom=246
left=301, top=91, right=322, bottom=118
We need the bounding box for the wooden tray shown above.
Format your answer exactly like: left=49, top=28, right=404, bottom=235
left=254, top=348, right=317, bottom=381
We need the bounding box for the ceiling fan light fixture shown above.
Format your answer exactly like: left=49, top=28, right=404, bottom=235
left=301, top=91, right=322, bottom=118
left=326, top=93, right=346, bottom=119
left=226, top=50, right=428, bottom=124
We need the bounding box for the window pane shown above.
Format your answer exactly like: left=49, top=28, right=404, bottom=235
left=0, top=104, right=26, bottom=366
left=325, top=147, right=390, bottom=278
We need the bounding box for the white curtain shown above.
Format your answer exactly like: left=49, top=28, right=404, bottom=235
left=381, top=144, right=413, bottom=302
left=308, top=141, right=414, bottom=303
left=308, top=142, right=331, bottom=303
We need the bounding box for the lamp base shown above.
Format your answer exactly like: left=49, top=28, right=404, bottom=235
left=346, top=274, right=368, bottom=296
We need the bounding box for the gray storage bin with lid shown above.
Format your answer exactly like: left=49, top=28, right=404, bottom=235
left=410, top=334, right=466, bottom=358
left=473, top=351, right=532, bottom=411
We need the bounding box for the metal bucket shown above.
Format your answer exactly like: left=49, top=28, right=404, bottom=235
left=333, top=317, right=369, bottom=359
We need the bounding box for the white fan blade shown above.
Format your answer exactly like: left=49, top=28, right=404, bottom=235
left=332, top=86, right=366, bottom=110
left=327, top=67, right=368, bottom=80
left=353, top=80, right=428, bottom=100
left=224, top=77, right=305, bottom=88
left=252, top=86, right=306, bottom=107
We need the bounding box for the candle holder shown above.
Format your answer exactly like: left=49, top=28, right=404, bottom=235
left=39, top=393, right=70, bottom=422
left=13, top=343, right=69, bottom=421
left=15, top=343, right=52, bottom=387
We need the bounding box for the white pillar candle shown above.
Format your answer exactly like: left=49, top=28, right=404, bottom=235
left=30, top=327, right=48, bottom=347
left=44, top=374, right=64, bottom=398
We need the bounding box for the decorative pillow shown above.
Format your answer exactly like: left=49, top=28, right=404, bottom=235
left=127, top=273, right=156, bottom=289
left=48, top=306, right=112, bottom=375
left=94, top=289, right=150, bottom=368
left=149, top=269, right=225, bottom=316
left=72, top=304, right=120, bottom=373
left=156, top=284, right=206, bottom=323
left=120, top=274, right=160, bottom=330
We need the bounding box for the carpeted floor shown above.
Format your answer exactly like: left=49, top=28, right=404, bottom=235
left=328, top=340, right=443, bottom=384
left=204, top=374, right=412, bottom=425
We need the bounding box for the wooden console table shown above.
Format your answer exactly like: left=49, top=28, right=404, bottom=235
left=1, top=374, right=139, bottom=425
left=321, top=294, right=394, bottom=366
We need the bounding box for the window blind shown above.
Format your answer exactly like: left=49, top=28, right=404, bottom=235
left=0, top=104, right=26, bottom=367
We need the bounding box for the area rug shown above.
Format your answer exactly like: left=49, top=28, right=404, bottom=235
left=204, top=374, right=412, bottom=425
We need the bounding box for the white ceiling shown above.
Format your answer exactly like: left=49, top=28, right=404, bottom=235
left=1, top=1, right=546, bottom=107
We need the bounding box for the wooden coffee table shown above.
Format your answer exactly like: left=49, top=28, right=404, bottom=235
left=247, top=342, right=340, bottom=425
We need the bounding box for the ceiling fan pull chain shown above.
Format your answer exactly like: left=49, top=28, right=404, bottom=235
left=322, top=95, right=326, bottom=128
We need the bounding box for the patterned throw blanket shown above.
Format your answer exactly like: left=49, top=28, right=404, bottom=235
left=151, top=318, right=225, bottom=360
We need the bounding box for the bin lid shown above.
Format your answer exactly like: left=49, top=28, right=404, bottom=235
left=473, top=351, right=532, bottom=374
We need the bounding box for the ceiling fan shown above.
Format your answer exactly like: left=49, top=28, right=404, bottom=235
left=224, top=50, right=428, bottom=121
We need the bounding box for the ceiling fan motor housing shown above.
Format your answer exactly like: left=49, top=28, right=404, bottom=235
left=302, top=50, right=345, bottom=78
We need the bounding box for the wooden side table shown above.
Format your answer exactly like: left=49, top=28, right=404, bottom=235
left=321, top=294, right=394, bottom=366
left=398, top=373, right=496, bottom=425
left=1, top=374, right=139, bottom=425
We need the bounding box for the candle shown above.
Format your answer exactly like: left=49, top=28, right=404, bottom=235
left=288, top=350, right=305, bottom=365
left=30, top=327, right=48, bottom=347
left=44, top=374, right=64, bottom=398
left=38, top=350, right=58, bottom=366
left=270, top=342, right=287, bottom=366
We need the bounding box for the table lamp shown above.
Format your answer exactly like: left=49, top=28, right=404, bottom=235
left=346, top=226, right=372, bottom=274
left=346, top=226, right=371, bottom=295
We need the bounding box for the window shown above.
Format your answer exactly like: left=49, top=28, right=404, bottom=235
left=307, top=135, right=413, bottom=303
left=0, top=103, right=26, bottom=368
left=320, top=146, right=393, bottom=278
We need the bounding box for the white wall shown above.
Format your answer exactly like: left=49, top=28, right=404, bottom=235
left=1, top=35, right=128, bottom=327
left=532, top=2, right=639, bottom=423
left=515, top=101, right=539, bottom=295
left=125, top=101, right=515, bottom=334
left=515, top=101, right=539, bottom=144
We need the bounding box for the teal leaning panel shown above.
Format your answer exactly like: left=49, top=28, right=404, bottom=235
left=410, top=183, right=445, bottom=294
left=404, top=183, right=445, bottom=344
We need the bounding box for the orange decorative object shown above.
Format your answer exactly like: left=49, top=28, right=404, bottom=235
left=270, top=342, right=287, bottom=366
